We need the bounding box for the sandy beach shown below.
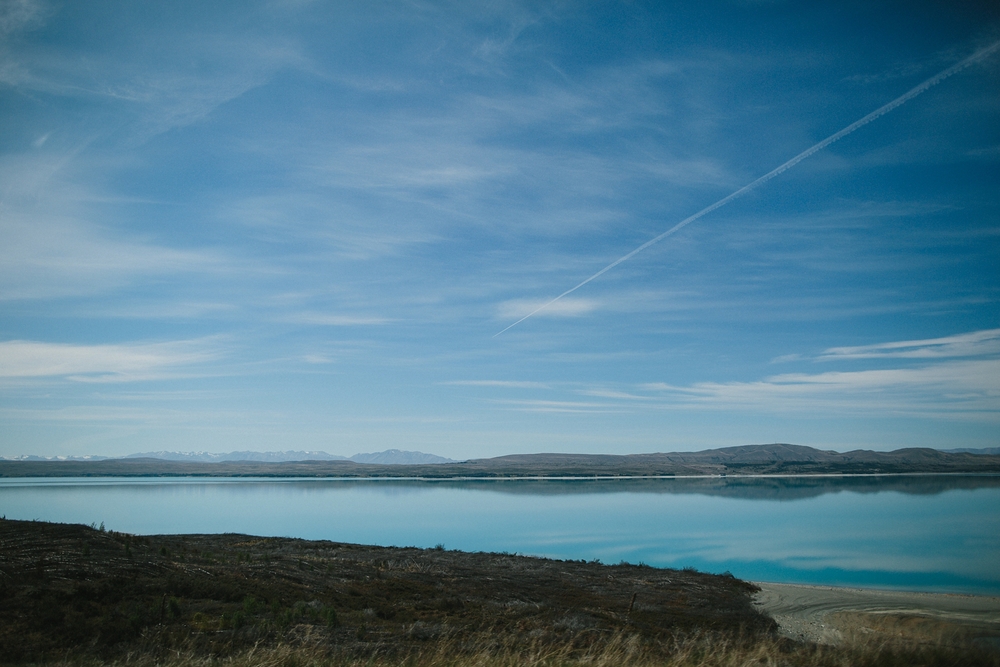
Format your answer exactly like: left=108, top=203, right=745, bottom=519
left=753, top=581, right=1000, bottom=647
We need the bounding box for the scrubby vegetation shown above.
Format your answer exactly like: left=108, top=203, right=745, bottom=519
left=1, top=519, right=996, bottom=666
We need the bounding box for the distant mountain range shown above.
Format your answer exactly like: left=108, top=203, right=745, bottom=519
left=0, top=449, right=455, bottom=465
left=123, top=450, right=347, bottom=463
left=2, top=443, right=999, bottom=478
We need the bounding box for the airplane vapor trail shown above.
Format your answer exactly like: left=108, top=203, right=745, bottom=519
left=495, top=40, right=1000, bottom=337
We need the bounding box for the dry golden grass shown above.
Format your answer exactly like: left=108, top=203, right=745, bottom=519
left=28, top=630, right=1000, bottom=667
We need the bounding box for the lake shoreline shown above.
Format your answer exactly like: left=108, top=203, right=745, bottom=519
left=752, top=581, right=1000, bottom=647
left=6, top=471, right=1000, bottom=481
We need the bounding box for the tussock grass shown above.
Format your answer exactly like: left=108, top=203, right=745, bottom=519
left=3, top=520, right=997, bottom=667
left=24, top=630, right=1000, bottom=667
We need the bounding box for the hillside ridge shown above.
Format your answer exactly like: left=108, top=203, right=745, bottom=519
left=2, top=443, right=998, bottom=478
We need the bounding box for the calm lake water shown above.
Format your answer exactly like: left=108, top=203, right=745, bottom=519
left=2, top=475, right=999, bottom=595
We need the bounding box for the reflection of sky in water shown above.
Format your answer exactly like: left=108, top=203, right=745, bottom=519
left=2, top=477, right=998, bottom=594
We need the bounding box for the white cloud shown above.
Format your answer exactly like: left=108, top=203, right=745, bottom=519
left=302, top=355, right=333, bottom=364
left=497, top=297, right=599, bottom=319
left=578, top=388, right=652, bottom=401
left=816, top=328, right=1000, bottom=361
left=0, top=339, right=218, bottom=381
left=219, top=192, right=443, bottom=260
left=0, top=151, right=233, bottom=300
left=665, top=359, right=1000, bottom=415
left=82, top=301, right=240, bottom=320
left=324, top=146, right=507, bottom=190
left=286, top=313, right=393, bottom=326
left=493, top=398, right=624, bottom=414
left=0, top=0, right=47, bottom=36
left=1, top=18, right=305, bottom=141
left=0, top=207, right=225, bottom=300
left=118, top=38, right=305, bottom=139
left=634, top=353, right=1000, bottom=419
left=555, top=329, right=1000, bottom=420
left=443, top=380, right=548, bottom=389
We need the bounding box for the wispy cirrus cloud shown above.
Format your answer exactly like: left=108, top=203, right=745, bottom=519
left=497, top=297, right=599, bottom=319
left=578, top=388, right=653, bottom=401
left=0, top=0, right=47, bottom=36
left=772, top=328, right=1000, bottom=363
left=219, top=192, right=444, bottom=261
left=1, top=24, right=305, bottom=142
left=635, top=329, right=1000, bottom=419
left=0, top=339, right=219, bottom=382
left=815, top=328, right=1000, bottom=361
left=0, top=210, right=225, bottom=300
left=513, top=329, right=1000, bottom=420
left=285, top=313, right=394, bottom=326
left=0, top=148, right=239, bottom=300
left=443, top=380, right=549, bottom=389
left=640, top=359, right=1000, bottom=417
left=492, top=398, right=624, bottom=414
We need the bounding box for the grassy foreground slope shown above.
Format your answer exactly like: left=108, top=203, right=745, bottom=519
left=0, top=518, right=767, bottom=662
left=3, top=444, right=1000, bottom=478
left=2, top=519, right=998, bottom=666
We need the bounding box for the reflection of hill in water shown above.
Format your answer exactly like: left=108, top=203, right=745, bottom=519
left=297, top=475, right=1000, bottom=501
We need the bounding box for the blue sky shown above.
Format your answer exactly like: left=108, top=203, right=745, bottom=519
left=1, top=0, right=998, bottom=459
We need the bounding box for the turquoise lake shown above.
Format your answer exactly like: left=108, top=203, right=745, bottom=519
left=2, top=475, right=998, bottom=594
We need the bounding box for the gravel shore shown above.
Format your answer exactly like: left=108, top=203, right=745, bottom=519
left=753, top=581, right=1000, bottom=647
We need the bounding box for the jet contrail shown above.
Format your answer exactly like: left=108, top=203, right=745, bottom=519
left=495, top=40, right=1000, bottom=337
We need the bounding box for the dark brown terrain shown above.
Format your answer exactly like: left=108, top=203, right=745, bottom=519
left=0, top=518, right=769, bottom=664
left=3, top=519, right=998, bottom=666
left=3, top=444, right=1000, bottom=478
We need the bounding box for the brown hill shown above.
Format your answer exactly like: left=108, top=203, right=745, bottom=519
left=1, top=444, right=998, bottom=478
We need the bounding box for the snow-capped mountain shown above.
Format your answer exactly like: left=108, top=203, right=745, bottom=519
left=123, top=450, right=347, bottom=462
